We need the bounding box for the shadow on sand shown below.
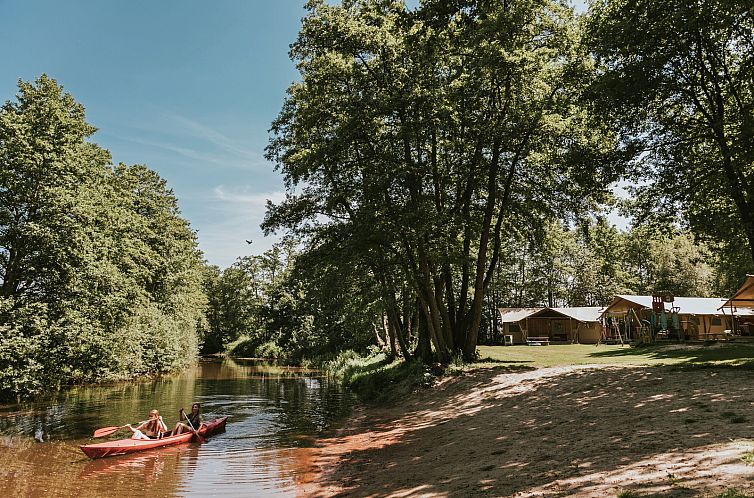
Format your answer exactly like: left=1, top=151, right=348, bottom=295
left=309, top=363, right=754, bottom=497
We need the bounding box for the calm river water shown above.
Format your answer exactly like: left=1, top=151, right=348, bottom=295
left=0, top=358, right=354, bottom=497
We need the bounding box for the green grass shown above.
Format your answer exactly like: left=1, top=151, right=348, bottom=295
left=741, top=452, right=754, bottom=465
left=327, top=343, right=754, bottom=404
left=715, top=490, right=753, bottom=498
left=476, top=343, right=754, bottom=370
left=616, top=491, right=643, bottom=498
left=324, top=351, right=436, bottom=404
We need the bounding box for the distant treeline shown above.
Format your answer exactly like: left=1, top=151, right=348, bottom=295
left=201, top=220, right=741, bottom=361
left=0, top=76, right=207, bottom=400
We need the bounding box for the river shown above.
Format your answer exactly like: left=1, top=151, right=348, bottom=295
left=0, top=358, right=354, bottom=497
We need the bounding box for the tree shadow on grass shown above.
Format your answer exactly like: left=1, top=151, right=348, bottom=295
left=475, top=357, right=535, bottom=365
left=587, top=344, right=754, bottom=368
left=309, top=364, right=754, bottom=497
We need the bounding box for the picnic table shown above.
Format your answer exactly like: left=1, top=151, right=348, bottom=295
left=526, top=336, right=550, bottom=346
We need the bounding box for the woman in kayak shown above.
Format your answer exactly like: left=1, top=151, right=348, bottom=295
left=128, top=409, right=169, bottom=440
left=172, top=403, right=204, bottom=435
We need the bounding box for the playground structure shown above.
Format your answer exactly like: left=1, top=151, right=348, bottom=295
left=600, top=294, right=681, bottom=345
left=600, top=294, right=734, bottom=345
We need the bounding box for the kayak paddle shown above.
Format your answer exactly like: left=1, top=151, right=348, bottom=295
left=182, top=409, right=205, bottom=443
left=93, top=425, right=128, bottom=438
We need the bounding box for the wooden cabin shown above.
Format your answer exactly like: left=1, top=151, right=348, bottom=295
left=601, top=295, right=733, bottom=341
left=497, top=307, right=603, bottom=344
left=720, top=275, right=754, bottom=335
left=497, top=308, right=540, bottom=344
left=525, top=307, right=603, bottom=344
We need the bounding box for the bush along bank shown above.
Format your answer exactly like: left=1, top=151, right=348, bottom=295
left=323, top=351, right=438, bottom=404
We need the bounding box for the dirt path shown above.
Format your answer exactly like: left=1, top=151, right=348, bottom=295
left=298, top=365, right=754, bottom=497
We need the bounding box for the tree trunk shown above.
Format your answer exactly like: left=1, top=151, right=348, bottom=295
left=373, top=322, right=386, bottom=348
left=387, top=303, right=413, bottom=360
left=414, top=300, right=433, bottom=363
left=383, top=314, right=397, bottom=357
left=463, top=139, right=503, bottom=359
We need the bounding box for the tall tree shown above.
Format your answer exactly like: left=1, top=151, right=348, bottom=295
left=585, top=0, right=754, bottom=276
left=265, top=0, right=618, bottom=361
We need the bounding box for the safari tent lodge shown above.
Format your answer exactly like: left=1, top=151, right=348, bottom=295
left=720, top=275, right=754, bottom=336
left=497, top=307, right=603, bottom=344
left=600, top=295, right=736, bottom=342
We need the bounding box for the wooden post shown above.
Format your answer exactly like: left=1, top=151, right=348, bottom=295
left=730, top=304, right=737, bottom=336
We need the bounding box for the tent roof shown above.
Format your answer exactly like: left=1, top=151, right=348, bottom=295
left=604, top=295, right=728, bottom=316
left=720, top=275, right=754, bottom=310
left=498, top=308, right=541, bottom=323
left=550, top=306, right=604, bottom=322
left=499, top=307, right=602, bottom=323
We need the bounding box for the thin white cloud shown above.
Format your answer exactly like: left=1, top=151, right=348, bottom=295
left=121, top=135, right=225, bottom=164
left=116, top=133, right=269, bottom=171
left=112, top=107, right=270, bottom=171
left=193, top=185, right=286, bottom=266
left=164, top=111, right=262, bottom=160
left=212, top=185, right=285, bottom=206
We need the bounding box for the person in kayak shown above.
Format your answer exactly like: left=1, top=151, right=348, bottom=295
left=128, top=409, right=169, bottom=440
left=172, top=403, right=204, bottom=435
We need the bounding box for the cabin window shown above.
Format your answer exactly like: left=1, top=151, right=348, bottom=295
left=510, top=323, right=521, bottom=333
left=711, top=317, right=722, bottom=326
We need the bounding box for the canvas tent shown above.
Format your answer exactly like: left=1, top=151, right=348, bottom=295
left=497, top=308, right=540, bottom=344
left=549, top=307, right=604, bottom=343
left=720, top=275, right=754, bottom=335
left=601, top=295, right=733, bottom=341
left=497, top=307, right=603, bottom=344
left=721, top=275, right=754, bottom=310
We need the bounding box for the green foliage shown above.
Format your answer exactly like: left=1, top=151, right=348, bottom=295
left=225, top=336, right=285, bottom=360
left=201, top=259, right=265, bottom=354
left=254, top=341, right=285, bottom=359
left=484, top=218, right=715, bottom=331
left=269, top=241, right=383, bottom=362
left=621, top=228, right=714, bottom=297
left=585, top=0, right=754, bottom=278
left=225, top=335, right=257, bottom=358
left=324, top=350, right=434, bottom=403
left=0, top=76, right=206, bottom=400
left=264, top=0, right=621, bottom=362
left=205, top=237, right=379, bottom=362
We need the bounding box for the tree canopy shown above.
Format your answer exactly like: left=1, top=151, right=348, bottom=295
left=264, top=0, right=621, bottom=361
left=585, top=0, right=754, bottom=280
left=0, top=76, right=207, bottom=400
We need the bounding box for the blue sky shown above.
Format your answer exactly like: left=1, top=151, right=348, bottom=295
left=0, top=0, right=306, bottom=267
left=0, top=0, right=590, bottom=268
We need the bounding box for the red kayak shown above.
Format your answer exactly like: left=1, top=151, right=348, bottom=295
left=80, top=416, right=228, bottom=459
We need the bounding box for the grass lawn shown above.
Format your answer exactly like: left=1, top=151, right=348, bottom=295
left=476, top=342, right=754, bottom=369
left=331, top=342, right=754, bottom=403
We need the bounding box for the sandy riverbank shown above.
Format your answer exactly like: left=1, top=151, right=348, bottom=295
left=299, top=365, right=754, bottom=497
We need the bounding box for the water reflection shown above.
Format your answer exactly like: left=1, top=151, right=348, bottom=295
left=0, top=358, right=353, bottom=497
